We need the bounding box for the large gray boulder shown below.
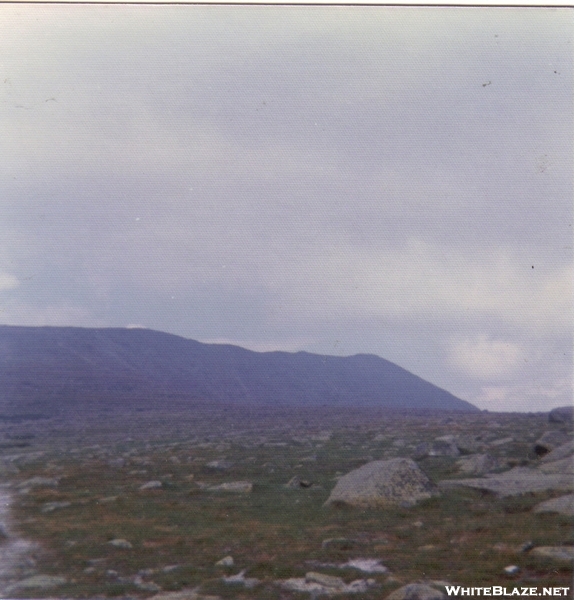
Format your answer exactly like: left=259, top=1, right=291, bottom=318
left=533, top=430, right=571, bottom=456
left=325, top=458, right=439, bottom=508
left=533, top=494, right=574, bottom=516
left=456, top=454, right=501, bottom=476
left=440, top=466, right=574, bottom=497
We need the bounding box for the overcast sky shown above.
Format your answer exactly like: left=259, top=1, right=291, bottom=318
left=1, top=6, right=572, bottom=412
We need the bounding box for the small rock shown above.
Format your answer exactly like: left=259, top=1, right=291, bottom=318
left=108, top=538, right=133, bottom=549
left=222, top=569, right=260, bottom=588
left=517, top=541, right=535, bottom=553
left=503, top=565, right=520, bottom=575
left=287, top=475, right=313, bottom=488
left=134, top=578, right=161, bottom=592
left=215, top=555, right=234, bottom=567
left=41, top=501, right=71, bottom=513
left=140, top=480, right=163, bottom=490
left=203, top=460, right=233, bottom=472
left=98, top=496, right=118, bottom=503
left=306, top=572, right=346, bottom=589
left=301, top=455, right=317, bottom=462
left=162, top=564, right=181, bottom=573
left=490, top=437, right=514, bottom=447
left=342, top=559, right=388, bottom=573
left=208, top=481, right=252, bottom=493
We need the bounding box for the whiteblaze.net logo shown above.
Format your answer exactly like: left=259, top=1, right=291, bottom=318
left=445, top=587, right=571, bottom=597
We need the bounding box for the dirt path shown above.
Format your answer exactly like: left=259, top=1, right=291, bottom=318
left=0, top=485, right=36, bottom=594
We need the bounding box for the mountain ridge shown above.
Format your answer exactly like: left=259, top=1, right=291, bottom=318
left=0, top=325, right=478, bottom=415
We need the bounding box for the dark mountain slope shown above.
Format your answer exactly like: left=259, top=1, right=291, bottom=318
left=0, top=326, right=478, bottom=415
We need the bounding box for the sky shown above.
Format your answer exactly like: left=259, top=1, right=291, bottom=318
left=0, top=6, right=572, bottom=412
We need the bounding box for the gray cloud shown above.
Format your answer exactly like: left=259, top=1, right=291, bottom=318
left=0, top=6, right=571, bottom=411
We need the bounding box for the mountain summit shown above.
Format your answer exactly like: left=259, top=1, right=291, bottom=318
left=0, top=326, right=477, bottom=416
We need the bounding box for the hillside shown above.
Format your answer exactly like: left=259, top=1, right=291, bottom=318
left=0, top=326, right=478, bottom=416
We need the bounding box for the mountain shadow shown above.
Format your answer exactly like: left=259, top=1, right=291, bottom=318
left=0, top=326, right=478, bottom=416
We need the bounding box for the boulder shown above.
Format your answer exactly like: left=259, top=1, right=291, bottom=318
left=342, top=559, right=388, bottom=573
left=222, top=569, right=259, bottom=588
left=533, top=431, right=571, bottom=457
left=454, top=435, right=483, bottom=454
left=533, top=494, right=574, bottom=516
left=324, top=458, right=439, bottom=508
left=279, top=572, right=376, bottom=595
left=456, top=454, right=500, bottom=476
left=203, top=460, right=233, bottom=472
left=139, top=480, right=163, bottom=490
left=385, top=583, right=446, bottom=600
left=489, top=437, right=514, bottom=447
left=5, top=575, right=67, bottom=592
left=440, top=466, right=574, bottom=497
left=539, top=440, right=574, bottom=463
left=414, top=437, right=460, bottom=459
left=208, top=481, right=252, bottom=493
left=306, top=572, right=346, bottom=589
left=286, top=475, right=313, bottom=488
left=536, top=457, right=574, bottom=475
left=548, top=406, right=574, bottom=424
